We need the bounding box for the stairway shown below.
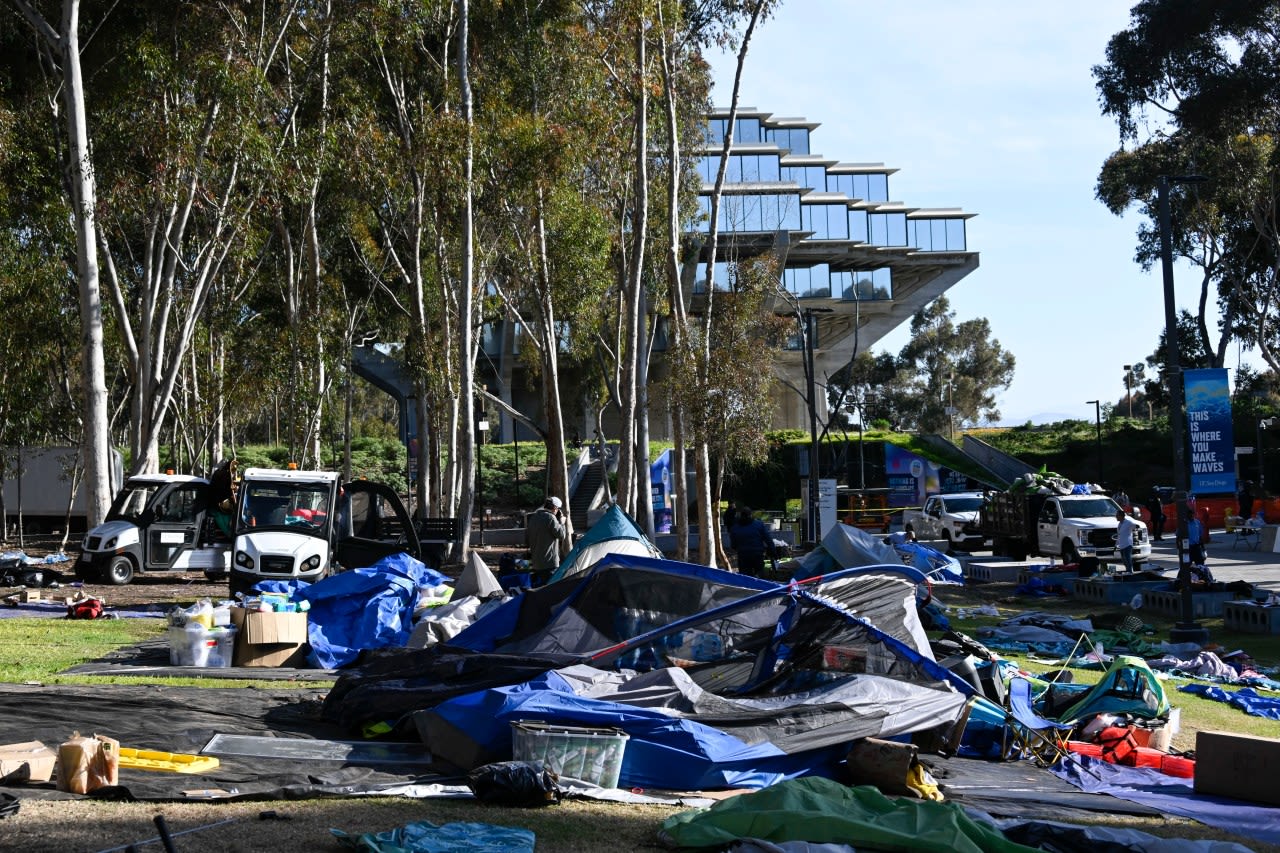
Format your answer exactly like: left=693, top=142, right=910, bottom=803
left=569, top=460, right=604, bottom=532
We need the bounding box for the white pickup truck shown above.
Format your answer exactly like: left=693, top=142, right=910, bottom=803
left=903, top=492, right=987, bottom=551
left=982, top=490, right=1152, bottom=566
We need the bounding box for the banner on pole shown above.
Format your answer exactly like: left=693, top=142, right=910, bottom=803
left=1185, top=368, right=1234, bottom=495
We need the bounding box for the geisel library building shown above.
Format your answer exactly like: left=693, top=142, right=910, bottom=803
left=477, top=107, right=980, bottom=442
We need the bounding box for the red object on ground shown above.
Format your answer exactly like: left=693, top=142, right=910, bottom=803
left=1067, top=741, right=1104, bottom=759
left=1161, top=755, right=1195, bottom=778
left=1124, top=746, right=1165, bottom=769
left=1098, top=726, right=1138, bottom=764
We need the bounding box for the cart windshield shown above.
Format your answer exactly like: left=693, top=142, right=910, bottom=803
left=105, top=481, right=164, bottom=523
left=238, top=480, right=333, bottom=537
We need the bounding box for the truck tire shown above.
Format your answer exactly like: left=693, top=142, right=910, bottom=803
left=1062, top=541, right=1080, bottom=565
left=943, top=531, right=956, bottom=553
left=105, top=555, right=136, bottom=585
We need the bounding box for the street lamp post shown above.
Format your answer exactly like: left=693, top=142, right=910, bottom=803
left=1086, top=400, right=1102, bottom=484
left=797, top=307, right=833, bottom=546
left=1159, top=173, right=1210, bottom=645
left=477, top=414, right=489, bottom=545
left=1123, top=365, right=1133, bottom=418
left=1260, top=418, right=1275, bottom=493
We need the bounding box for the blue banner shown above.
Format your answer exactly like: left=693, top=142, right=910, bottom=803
left=1184, top=368, right=1234, bottom=495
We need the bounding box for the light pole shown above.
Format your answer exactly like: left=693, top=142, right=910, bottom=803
left=945, top=372, right=956, bottom=442
left=477, top=413, right=489, bottom=545
left=1159, top=173, right=1209, bottom=645
left=1260, top=418, right=1275, bottom=493
left=1086, top=400, right=1102, bottom=484
left=798, top=307, right=833, bottom=546
left=1123, top=365, right=1133, bottom=418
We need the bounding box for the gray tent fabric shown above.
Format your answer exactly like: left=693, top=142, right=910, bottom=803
left=455, top=551, right=503, bottom=598
left=793, top=524, right=901, bottom=578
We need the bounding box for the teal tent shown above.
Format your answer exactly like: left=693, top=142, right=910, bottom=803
left=1056, top=655, right=1170, bottom=723
left=548, top=504, right=662, bottom=583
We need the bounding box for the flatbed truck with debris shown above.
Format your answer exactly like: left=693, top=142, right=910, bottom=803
left=980, top=489, right=1151, bottom=567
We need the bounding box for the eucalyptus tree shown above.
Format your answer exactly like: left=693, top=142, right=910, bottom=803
left=476, top=0, right=619, bottom=535
left=688, top=0, right=773, bottom=566
left=334, top=1, right=481, bottom=545
left=1094, top=1, right=1280, bottom=371
left=893, top=297, right=1015, bottom=434
left=4, top=0, right=113, bottom=523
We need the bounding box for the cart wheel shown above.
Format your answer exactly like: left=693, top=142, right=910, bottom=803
left=105, top=555, right=135, bottom=585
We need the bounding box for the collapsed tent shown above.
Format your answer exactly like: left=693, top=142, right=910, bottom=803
left=322, top=555, right=972, bottom=789
left=1053, top=655, right=1170, bottom=723
left=791, top=523, right=963, bottom=584
left=548, top=504, right=662, bottom=583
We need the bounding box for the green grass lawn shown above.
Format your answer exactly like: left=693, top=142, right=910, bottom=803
left=0, top=617, right=328, bottom=688
left=933, top=583, right=1280, bottom=750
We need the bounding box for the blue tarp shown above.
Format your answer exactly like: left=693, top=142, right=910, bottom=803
left=1178, top=684, right=1280, bottom=720
left=285, top=553, right=448, bottom=669
left=1053, top=755, right=1280, bottom=848
left=425, top=670, right=841, bottom=790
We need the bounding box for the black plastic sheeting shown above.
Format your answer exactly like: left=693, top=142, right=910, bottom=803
left=0, top=681, right=1162, bottom=831
left=0, top=683, right=454, bottom=802
left=60, top=635, right=335, bottom=682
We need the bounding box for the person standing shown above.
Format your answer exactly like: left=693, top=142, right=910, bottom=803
left=1187, top=505, right=1207, bottom=565
left=728, top=507, right=773, bottom=576
left=1145, top=489, right=1166, bottom=541
left=527, top=496, right=566, bottom=583
left=1238, top=480, right=1256, bottom=520
left=1114, top=509, right=1136, bottom=573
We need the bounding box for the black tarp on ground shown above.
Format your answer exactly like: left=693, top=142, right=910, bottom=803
left=60, top=635, right=336, bottom=682
left=0, top=681, right=1159, bottom=822
left=0, top=683, right=451, bottom=801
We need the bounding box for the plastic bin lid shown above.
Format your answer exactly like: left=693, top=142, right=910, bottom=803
left=510, top=719, right=628, bottom=738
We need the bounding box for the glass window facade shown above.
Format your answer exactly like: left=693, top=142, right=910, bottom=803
left=801, top=203, right=850, bottom=240
left=832, top=268, right=892, bottom=301
left=781, top=164, right=827, bottom=190
left=782, top=264, right=832, bottom=299
left=696, top=192, right=801, bottom=234
left=765, top=126, right=810, bottom=154
left=868, top=211, right=908, bottom=246
left=826, top=172, right=889, bottom=202
left=705, top=117, right=764, bottom=146
left=699, top=154, right=781, bottom=184
left=908, top=217, right=967, bottom=252
left=849, top=208, right=868, bottom=243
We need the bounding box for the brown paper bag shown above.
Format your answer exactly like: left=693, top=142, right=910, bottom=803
left=57, top=732, right=98, bottom=794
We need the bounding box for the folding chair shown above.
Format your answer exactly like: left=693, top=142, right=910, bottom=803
left=1001, top=677, right=1075, bottom=766
left=1233, top=525, right=1261, bottom=551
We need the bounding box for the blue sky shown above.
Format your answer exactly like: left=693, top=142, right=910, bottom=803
left=709, top=2, right=1252, bottom=426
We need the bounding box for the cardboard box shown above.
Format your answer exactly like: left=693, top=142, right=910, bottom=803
left=1195, top=730, right=1280, bottom=805
left=229, top=607, right=308, bottom=667
left=0, top=740, right=57, bottom=783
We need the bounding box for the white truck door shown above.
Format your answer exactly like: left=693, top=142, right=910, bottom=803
left=1036, top=500, right=1061, bottom=555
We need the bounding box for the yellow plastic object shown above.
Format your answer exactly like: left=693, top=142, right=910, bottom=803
left=117, top=748, right=220, bottom=774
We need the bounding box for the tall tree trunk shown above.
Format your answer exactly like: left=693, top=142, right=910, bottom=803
left=658, top=10, right=689, bottom=559
left=15, top=0, right=116, bottom=524
left=454, top=0, right=477, bottom=559
left=616, top=22, right=649, bottom=517
left=695, top=0, right=764, bottom=567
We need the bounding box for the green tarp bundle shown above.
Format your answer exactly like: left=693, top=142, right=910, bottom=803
left=658, top=777, right=1040, bottom=852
